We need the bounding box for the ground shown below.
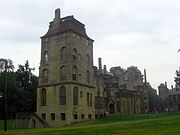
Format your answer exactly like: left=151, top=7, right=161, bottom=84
left=1, top=113, right=180, bottom=135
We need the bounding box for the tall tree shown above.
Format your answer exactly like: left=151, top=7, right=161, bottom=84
left=15, top=60, right=38, bottom=112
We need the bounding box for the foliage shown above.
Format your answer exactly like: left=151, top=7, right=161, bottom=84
left=0, top=120, right=14, bottom=130
left=0, top=60, right=38, bottom=119
left=148, top=86, right=161, bottom=112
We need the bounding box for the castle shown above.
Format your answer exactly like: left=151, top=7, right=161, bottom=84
left=13, top=9, right=149, bottom=128
left=158, top=68, right=180, bottom=112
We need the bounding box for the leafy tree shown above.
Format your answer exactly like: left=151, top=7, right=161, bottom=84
left=0, top=60, right=38, bottom=119
left=149, top=86, right=160, bottom=112
left=15, top=60, right=38, bottom=112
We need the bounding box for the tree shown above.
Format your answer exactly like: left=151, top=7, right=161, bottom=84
left=149, top=87, right=160, bottom=112
left=15, top=60, right=38, bottom=112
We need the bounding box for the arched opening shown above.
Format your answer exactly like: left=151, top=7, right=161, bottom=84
left=72, top=66, right=78, bottom=81
left=60, top=86, right=66, bottom=105
left=109, top=104, right=115, bottom=114
left=41, top=88, right=46, bottom=106
left=72, top=48, right=77, bottom=60
left=61, top=47, right=67, bottom=60
left=86, top=70, right=90, bottom=84
left=44, top=51, right=49, bottom=64
left=42, top=69, right=48, bottom=83
left=73, top=86, right=78, bottom=105
left=86, top=54, right=90, bottom=67
left=60, top=66, right=66, bottom=81
left=31, top=119, right=36, bottom=128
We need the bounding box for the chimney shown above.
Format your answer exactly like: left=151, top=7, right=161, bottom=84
left=165, top=81, right=167, bottom=87
left=98, top=58, right=102, bottom=73
left=171, top=85, right=174, bottom=90
left=55, top=8, right=61, bottom=19
left=144, top=69, right=147, bottom=83
left=103, top=65, right=107, bottom=74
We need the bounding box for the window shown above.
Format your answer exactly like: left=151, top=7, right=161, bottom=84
left=72, top=48, right=77, bottom=60
left=86, top=70, right=90, bottom=84
left=74, top=114, right=78, bottom=120
left=87, top=93, right=89, bottom=106
left=86, top=54, right=90, bottom=67
left=72, top=66, right=78, bottom=81
left=78, top=54, right=81, bottom=61
left=80, top=91, right=83, bottom=98
left=81, top=114, right=85, bottom=119
left=42, top=69, right=48, bottom=83
left=41, top=89, right=46, bottom=106
left=60, top=86, right=66, bottom=105
left=44, top=51, right=49, bottom=64
left=51, top=113, right=55, bottom=120
left=60, top=66, right=66, bottom=81
left=42, top=113, right=46, bottom=120
left=61, top=47, right=67, bottom=60
left=73, top=87, right=78, bottom=105
left=90, top=93, right=92, bottom=106
left=61, top=113, right=66, bottom=120
left=88, top=114, right=91, bottom=119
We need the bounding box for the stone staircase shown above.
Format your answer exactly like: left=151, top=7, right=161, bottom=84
left=13, top=112, right=50, bottom=129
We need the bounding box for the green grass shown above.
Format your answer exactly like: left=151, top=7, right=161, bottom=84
left=0, top=120, right=14, bottom=130
left=95, top=113, right=180, bottom=124
left=1, top=113, right=180, bottom=135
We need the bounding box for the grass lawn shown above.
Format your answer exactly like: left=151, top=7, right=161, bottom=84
left=0, top=113, right=180, bottom=135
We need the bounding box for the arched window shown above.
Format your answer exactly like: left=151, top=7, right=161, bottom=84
left=42, top=69, right=48, bottom=83
left=72, top=48, right=77, bottom=60
left=44, top=51, right=49, bottom=64
left=78, top=54, right=81, bottom=61
left=86, top=70, right=90, bottom=84
left=60, top=86, right=66, bottom=105
left=61, top=47, right=67, bottom=60
left=60, top=66, right=66, bottom=81
left=72, top=66, right=78, bottom=81
left=86, top=54, right=90, bottom=67
left=41, top=88, right=46, bottom=106
left=73, top=87, right=78, bottom=105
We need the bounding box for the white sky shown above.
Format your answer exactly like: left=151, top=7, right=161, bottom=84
left=0, top=0, right=180, bottom=90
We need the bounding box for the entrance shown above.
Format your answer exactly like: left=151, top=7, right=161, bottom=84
left=109, top=104, right=115, bottom=114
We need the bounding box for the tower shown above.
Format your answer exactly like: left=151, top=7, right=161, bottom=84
left=37, top=8, right=95, bottom=127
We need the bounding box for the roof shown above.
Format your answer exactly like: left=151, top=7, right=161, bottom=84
left=41, top=15, right=94, bottom=41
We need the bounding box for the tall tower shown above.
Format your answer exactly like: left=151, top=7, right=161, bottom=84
left=37, top=9, right=95, bottom=127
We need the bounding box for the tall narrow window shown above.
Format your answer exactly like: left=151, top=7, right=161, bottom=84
left=86, top=70, right=90, bottom=84
left=42, top=69, right=48, bottom=83
left=86, top=54, right=90, bottom=67
left=87, top=93, right=89, bottom=106
left=41, top=88, right=46, bottom=106
left=72, top=48, right=77, bottom=60
left=60, top=66, right=66, bottom=81
left=60, top=86, right=66, bottom=105
left=72, top=66, right=78, bottom=81
left=61, top=47, right=67, bottom=60
left=90, top=93, right=92, bottom=106
left=44, top=51, right=49, bottom=64
left=73, top=87, right=78, bottom=105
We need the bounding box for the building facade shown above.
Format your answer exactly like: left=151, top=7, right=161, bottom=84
left=36, top=8, right=149, bottom=127
left=159, top=68, right=180, bottom=112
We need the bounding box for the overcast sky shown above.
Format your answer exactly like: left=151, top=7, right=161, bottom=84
left=0, top=0, right=180, bottom=90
